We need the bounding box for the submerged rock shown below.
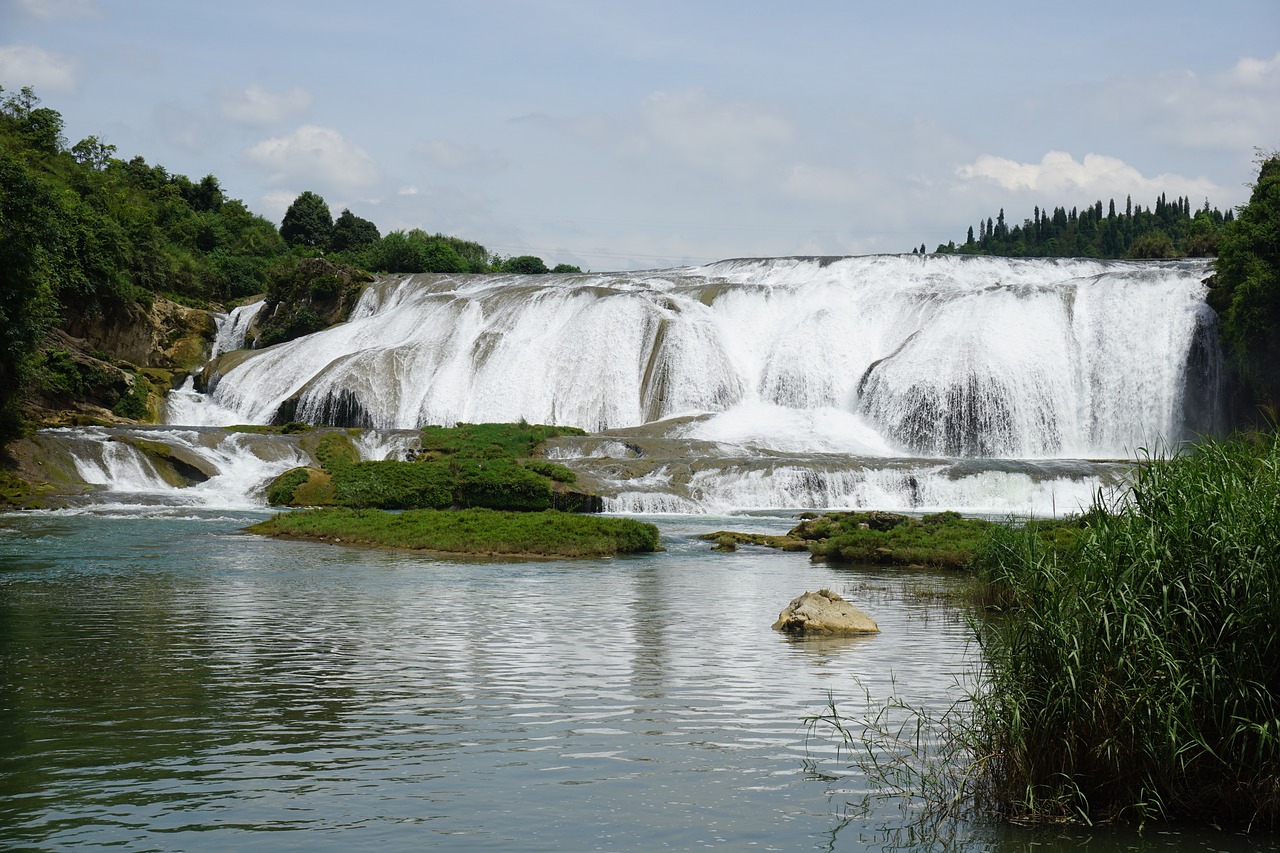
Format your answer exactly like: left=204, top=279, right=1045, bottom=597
left=771, top=589, right=879, bottom=636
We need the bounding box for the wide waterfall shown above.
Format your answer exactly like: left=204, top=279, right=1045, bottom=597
left=47, top=255, right=1225, bottom=514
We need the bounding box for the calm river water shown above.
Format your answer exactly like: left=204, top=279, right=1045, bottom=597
left=1, top=509, right=1275, bottom=852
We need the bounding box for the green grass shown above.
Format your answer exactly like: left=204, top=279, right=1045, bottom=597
left=248, top=507, right=660, bottom=558
left=266, top=422, right=595, bottom=512
left=418, top=422, right=586, bottom=460
left=966, top=433, right=1280, bottom=827
left=707, top=510, right=1084, bottom=569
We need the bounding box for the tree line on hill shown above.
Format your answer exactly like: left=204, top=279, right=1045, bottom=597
left=916, top=194, right=1233, bottom=259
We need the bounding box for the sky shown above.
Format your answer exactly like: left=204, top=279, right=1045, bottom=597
left=2, top=0, right=1278, bottom=272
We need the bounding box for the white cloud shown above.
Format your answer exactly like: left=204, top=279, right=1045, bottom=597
left=411, top=138, right=506, bottom=175
left=0, top=44, right=78, bottom=93
left=957, top=151, right=1219, bottom=201
left=245, top=124, right=378, bottom=192
left=217, top=83, right=312, bottom=127
left=1097, top=52, right=1280, bottom=152
left=634, top=88, right=795, bottom=181
left=153, top=101, right=209, bottom=153
left=259, top=189, right=301, bottom=222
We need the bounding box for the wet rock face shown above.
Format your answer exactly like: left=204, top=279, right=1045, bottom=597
left=63, top=297, right=216, bottom=371
left=771, top=589, right=879, bottom=636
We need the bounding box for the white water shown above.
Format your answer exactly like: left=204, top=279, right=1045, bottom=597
left=209, top=299, right=265, bottom=359
left=45, top=255, right=1224, bottom=514
left=185, top=256, right=1221, bottom=460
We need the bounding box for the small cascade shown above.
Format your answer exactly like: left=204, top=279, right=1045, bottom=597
left=210, top=300, right=266, bottom=359
left=34, top=426, right=416, bottom=510
left=542, top=429, right=1126, bottom=516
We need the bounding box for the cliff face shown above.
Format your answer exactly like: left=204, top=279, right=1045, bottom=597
left=63, top=298, right=216, bottom=371
left=28, top=297, right=218, bottom=427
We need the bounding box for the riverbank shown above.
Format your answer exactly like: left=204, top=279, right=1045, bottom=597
left=247, top=507, right=661, bottom=558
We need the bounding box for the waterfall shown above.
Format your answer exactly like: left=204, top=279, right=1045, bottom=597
left=42, top=255, right=1223, bottom=514
left=182, top=255, right=1222, bottom=459
left=210, top=299, right=265, bottom=359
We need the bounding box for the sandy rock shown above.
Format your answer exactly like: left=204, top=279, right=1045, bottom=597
left=771, top=588, right=879, bottom=636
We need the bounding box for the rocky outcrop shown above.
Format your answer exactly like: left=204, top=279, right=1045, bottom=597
left=772, top=589, right=879, bottom=636
left=63, top=297, right=215, bottom=371
left=251, top=258, right=371, bottom=349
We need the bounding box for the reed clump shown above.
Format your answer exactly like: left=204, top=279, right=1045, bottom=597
left=970, top=432, right=1280, bottom=828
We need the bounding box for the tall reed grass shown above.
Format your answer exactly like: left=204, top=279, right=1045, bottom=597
left=971, top=432, right=1280, bottom=827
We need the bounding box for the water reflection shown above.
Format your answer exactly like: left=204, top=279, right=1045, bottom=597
left=1, top=512, right=1275, bottom=851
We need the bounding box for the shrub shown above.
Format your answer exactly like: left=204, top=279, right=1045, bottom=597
left=969, top=433, right=1280, bottom=827
left=266, top=467, right=313, bottom=506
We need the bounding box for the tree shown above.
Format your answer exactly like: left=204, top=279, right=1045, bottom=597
left=330, top=208, right=381, bottom=252
left=501, top=255, right=550, bottom=274
left=0, top=149, right=59, bottom=442
left=279, top=190, right=333, bottom=249
left=1211, top=153, right=1280, bottom=405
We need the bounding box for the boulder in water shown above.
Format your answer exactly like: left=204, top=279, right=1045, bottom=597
left=772, top=589, right=879, bottom=636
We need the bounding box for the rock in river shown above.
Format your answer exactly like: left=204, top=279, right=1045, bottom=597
left=771, top=589, right=879, bottom=636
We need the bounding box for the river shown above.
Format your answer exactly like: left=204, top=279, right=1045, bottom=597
left=2, top=507, right=1275, bottom=851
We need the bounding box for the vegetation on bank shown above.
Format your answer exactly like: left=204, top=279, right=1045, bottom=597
left=803, top=432, right=1280, bottom=832
left=705, top=509, right=1083, bottom=570
left=964, top=431, right=1280, bottom=828
left=265, top=422, right=597, bottom=513
left=247, top=507, right=660, bottom=558
left=253, top=422, right=622, bottom=557
left=1208, top=152, right=1280, bottom=408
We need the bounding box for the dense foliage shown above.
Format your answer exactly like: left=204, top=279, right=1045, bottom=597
left=924, top=193, right=1232, bottom=259
left=969, top=433, right=1280, bottom=827
left=1209, top=153, right=1280, bottom=406
left=266, top=422, right=594, bottom=513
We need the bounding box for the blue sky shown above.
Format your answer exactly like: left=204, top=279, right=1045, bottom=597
left=2, top=0, right=1277, bottom=270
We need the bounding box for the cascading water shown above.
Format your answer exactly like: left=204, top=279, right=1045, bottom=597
left=53, top=254, right=1224, bottom=514
left=188, top=256, right=1222, bottom=456
left=209, top=299, right=265, bottom=359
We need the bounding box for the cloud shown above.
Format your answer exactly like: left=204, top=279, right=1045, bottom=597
left=957, top=151, right=1219, bottom=201
left=258, top=189, right=308, bottom=223
left=10, top=0, right=98, bottom=20
left=411, top=138, right=506, bottom=175
left=245, top=124, right=379, bottom=192
left=1096, top=52, right=1280, bottom=152
left=633, top=88, right=795, bottom=181
left=153, top=101, right=210, bottom=153
left=533, top=88, right=796, bottom=186
left=0, top=44, right=78, bottom=93
left=217, top=83, right=312, bottom=127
